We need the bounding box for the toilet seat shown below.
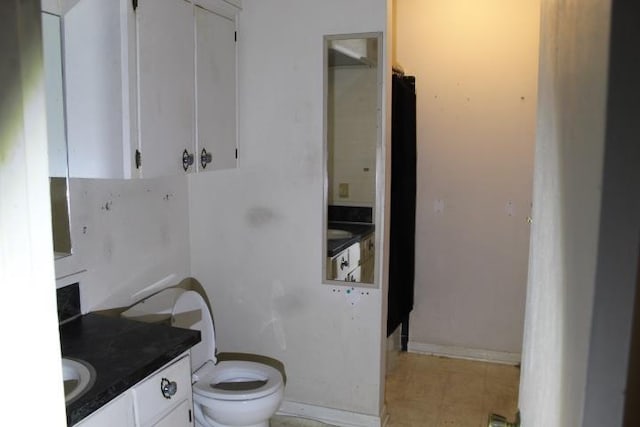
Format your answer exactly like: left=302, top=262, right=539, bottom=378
left=193, top=360, right=283, bottom=401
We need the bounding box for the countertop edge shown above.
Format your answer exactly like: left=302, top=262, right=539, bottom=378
left=327, top=222, right=375, bottom=257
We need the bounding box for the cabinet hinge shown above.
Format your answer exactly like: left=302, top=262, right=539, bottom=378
left=132, top=0, right=138, bottom=11
left=235, top=148, right=238, bottom=159
left=135, top=149, right=142, bottom=169
left=234, top=31, right=237, bottom=42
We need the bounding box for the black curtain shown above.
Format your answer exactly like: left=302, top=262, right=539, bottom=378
left=387, top=74, right=417, bottom=337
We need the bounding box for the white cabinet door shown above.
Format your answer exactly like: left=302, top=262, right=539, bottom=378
left=137, top=0, right=195, bottom=177
left=74, top=391, right=135, bottom=427
left=152, top=400, right=192, bottom=427
left=133, top=355, right=193, bottom=427
left=64, top=0, right=132, bottom=179
left=195, top=6, right=237, bottom=171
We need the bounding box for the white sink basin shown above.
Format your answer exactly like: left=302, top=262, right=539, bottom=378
left=62, top=357, right=95, bottom=403
left=327, top=229, right=353, bottom=240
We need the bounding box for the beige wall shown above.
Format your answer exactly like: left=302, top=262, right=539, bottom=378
left=394, top=0, right=540, bottom=356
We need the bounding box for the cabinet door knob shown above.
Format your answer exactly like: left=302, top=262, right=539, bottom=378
left=182, top=149, right=194, bottom=171
left=200, top=148, right=213, bottom=169
left=160, top=377, right=177, bottom=399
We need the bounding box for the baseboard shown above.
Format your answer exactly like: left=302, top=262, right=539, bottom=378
left=380, top=404, right=389, bottom=427
left=408, top=341, right=521, bottom=365
left=277, top=400, right=383, bottom=427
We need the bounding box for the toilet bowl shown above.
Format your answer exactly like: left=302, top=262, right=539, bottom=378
left=123, top=288, right=285, bottom=427
left=192, top=360, right=284, bottom=427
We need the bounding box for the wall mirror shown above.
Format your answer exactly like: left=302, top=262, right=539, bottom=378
left=42, top=11, right=72, bottom=258
left=323, top=33, right=382, bottom=286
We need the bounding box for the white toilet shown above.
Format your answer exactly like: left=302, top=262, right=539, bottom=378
left=123, top=288, right=285, bottom=427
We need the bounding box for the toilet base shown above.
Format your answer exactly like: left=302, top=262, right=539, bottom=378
left=194, top=399, right=272, bottom=427
left=196, top=419, right=267, bottom=427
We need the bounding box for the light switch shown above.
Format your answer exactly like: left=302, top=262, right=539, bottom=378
left=339, top=183, right=349, bottom=198
left=505, top=201, right=515, bottom=216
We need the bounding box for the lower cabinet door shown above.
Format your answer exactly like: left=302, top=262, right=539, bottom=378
left=152, top=400, right=192, bottom=427
left=133, top=355, right=191, bottom=426
left=74, top=392, right=135, bottom=427
left=361, top=258, right=374, bottom=283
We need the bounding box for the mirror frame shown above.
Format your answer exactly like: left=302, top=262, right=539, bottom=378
left=42, top=10, right=73, bottom=259
left=322, top=32, right=383, bottom=288
left=42, top=4, right=85, bottom=287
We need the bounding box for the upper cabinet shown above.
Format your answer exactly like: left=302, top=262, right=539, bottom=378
left=137, top=0, right=196, bottom=177
left=62, top=0, right=239, bottom=179
left=64, top=0, right=137, bottom=178
left=195, top=5, right=237, bottom=171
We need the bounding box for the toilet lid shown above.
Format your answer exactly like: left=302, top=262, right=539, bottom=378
left=172, top=290, right=217, bottom=370
left=193, top=360, right=283, bottom=401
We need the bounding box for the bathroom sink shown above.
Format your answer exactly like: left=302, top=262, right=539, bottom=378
left=327, top=229, right=353, bottom=240
left=62, top=357, right=95, bottom=403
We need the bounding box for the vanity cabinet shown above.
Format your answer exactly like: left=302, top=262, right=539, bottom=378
left=73, top=353, right=193, bottom=427
left=360, top=233, right=375, bottom=283
left=326, top=230, right=374, bottom=283
left=132, top=354, right=193, bottom=427
left=64, top=0, right=239, bottom=178
left=74, top=391, right=135, bottom=427
left=328, top=242, right=361, bottom=282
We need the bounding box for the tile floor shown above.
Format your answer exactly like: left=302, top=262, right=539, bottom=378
left=385, top=352, right=520, bottom=427
left=270, top=352, right=519, bottom=427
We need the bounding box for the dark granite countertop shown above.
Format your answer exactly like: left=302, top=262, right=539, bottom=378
left=60, top=313, right=200, bottom=426
left=327, top=221, right=375, bottom=257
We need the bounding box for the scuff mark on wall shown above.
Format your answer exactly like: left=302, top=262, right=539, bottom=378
left=246, top=206, right=280, bottom=227
left=264, top=280, right=291, bottom=351
left=102, top=236, right=113, bottom=261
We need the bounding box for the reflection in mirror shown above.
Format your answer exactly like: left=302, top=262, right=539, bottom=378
left=42, top=12, right=72, bottom=258
left=323, top=34, right=381, bottom=286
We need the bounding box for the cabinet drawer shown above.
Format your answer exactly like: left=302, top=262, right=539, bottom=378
left=329, top=242, right=361, bottom=281
left=132, top=355, right=192, bottom=426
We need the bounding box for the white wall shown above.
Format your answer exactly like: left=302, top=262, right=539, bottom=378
left=394, top=0, right=540, bottom=357
left=0, top=0, right=66, bottom=423
left=63, top=176, right=190, bottom=311
left=189, top=0, right=388, bottom=419
left=518, top=1, right=611, bottom=426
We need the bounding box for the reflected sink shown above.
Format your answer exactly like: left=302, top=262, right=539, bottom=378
left=327, top=229, right=353, bottom=240
left=62, top=357, right=95, bottom=403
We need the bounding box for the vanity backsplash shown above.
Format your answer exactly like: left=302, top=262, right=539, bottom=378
left=328, top=205, right=373, bottom=223
left=56, top=283, right=80, bottom=324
